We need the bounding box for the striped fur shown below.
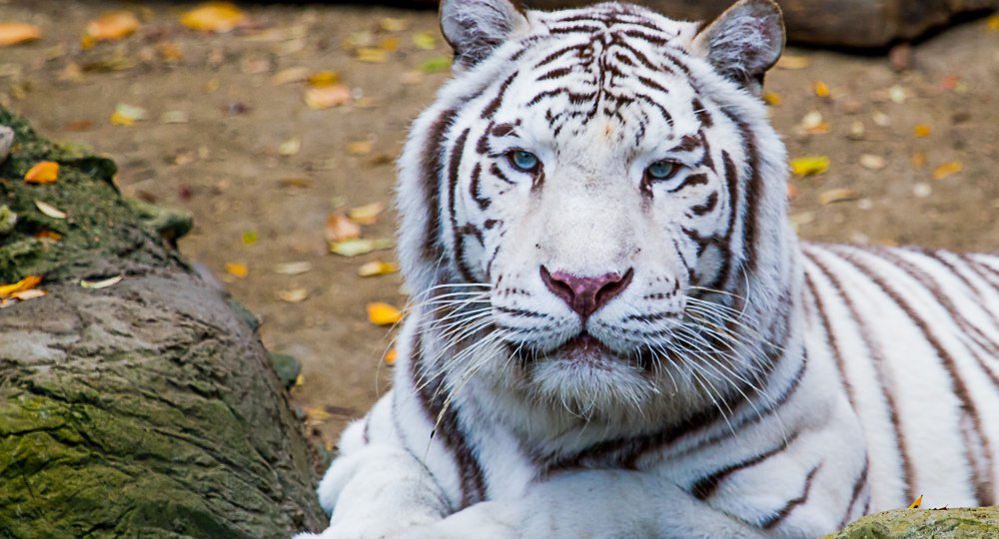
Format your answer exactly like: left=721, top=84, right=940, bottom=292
left=297, top=1, right=998, bottom=537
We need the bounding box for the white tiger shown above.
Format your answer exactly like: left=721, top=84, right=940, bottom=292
left=297, top=0, right=999, bottom=537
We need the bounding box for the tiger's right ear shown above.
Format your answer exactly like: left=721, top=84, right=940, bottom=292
left=440, top=0, right=529, bottom=70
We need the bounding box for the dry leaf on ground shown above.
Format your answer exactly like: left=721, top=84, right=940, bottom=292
left=0, top=23, right=42, bottom=47
left=933, top=161, right=963, bottom=180
left=348, top=202, right=385, bottom=225
left=85, top=11, right=140, bottom=42
left=305, top=84, right=351, bottom=109
left=367, top=302, right=402, bottom=326
left=80, top=275, right=123, bottom=289
left=357, top=261, right=399, bottom=277
left=790, top=156, right=829, bottom=176
left=278, top=287, right=309, bottom=303
left=329, top=238, right=393, bottom=257
left=225, top=262, right=248, bottom=278
left=818, top=188, right=860, bottom=205
left=24, top=161, right=59, bottom=184
left=0, top=275, right=42, bottom=299
left=180, top=2, right=246, bottom=33
left=326, top=213, right=361, bottom=243
left=34, top=200, right=66, bottom=219
left=274, top=261, right=312, bottom=275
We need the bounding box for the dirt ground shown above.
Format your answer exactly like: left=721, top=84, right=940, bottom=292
left=1, top=1, right=996, bottom=449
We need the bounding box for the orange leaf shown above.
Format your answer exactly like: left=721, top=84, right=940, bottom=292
left=384, top=348, right=398, bottom=365
left=180, top=2, right=246, bottom=33
left=367, top=302, right=402, bottom=326
left=307, top=70, right=340, bottom=88
left=762, top=91, right=781, bottom=106
left=913, top=124, right=931, bottom=138
left=0, top=23, right=42, bottom=47
left=357, top=261, right=399, bottom=277
left=225, top=262, right=248, bottom=278
left=34, top=230, right=62, bottom=241
left=326, top=213, right=361, bottom=243
left=24, top=161, right=59, bottom=184
left=0, top=275, right=42, bottom=299
left=812, top=80, right=830, bottom=98
left=85, top=11, right=141, bottom=42
left=908, top=495, right=923, bottom=509
left=932, top=161, right=962, bottom=180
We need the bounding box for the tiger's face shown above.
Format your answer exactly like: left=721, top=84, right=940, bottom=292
left=398, top=0, right=790, bottom=423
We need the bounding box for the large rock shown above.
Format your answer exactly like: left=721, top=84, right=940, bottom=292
left=825, top=507, right=999, bottom=538
left=0, top=108, right=326, bottom=538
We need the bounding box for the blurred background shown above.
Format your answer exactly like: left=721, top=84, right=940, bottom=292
left=0, top=0, right=995, bottom=452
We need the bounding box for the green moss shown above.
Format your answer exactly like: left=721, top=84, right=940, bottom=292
left=828, top=508, right=999, bottom=539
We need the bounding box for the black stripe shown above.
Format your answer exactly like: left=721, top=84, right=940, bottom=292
left=419, top=110, right=458, bottom=265
left=838, top=456, right=870, bottom=529
left=690, top=430, right=800, bottom=500
left=760, top=463, right=822, bottom=529
left=803, top=270, right=856, bottom=408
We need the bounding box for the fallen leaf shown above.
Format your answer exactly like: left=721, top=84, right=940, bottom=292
left=278, top=176, right=313, bottom=188
left=358, top=261, right=400, bottom=277
left=346, top=140, right=373, bottom=156
left=420, top=56, right=451, bottom=74
left=355, top=47, right=388, bottom=63
left=913, top=124, right=931, bottom=138
left=812, top=80, right=830, bottom=98
left=157, top=42, right=184, bottom=62
left=933, top=161, right=963, bottom=180
left=64, top=119, right=94, bottom=132
left=80, top=275, right=123, bottom=289
left=10, top=288, right=45, bottom=301
left=85, top=11, right=141, bottom=42
left=34, top=230, right=61, bottom=241
left=302, top=405, right=332, bottom=423
left=379, top=17, right=409, bottom=32
left=913, top=182, right=932, bottom=198
left=762, top=91, right=781, bottom=106
left=380, top=37, right=400, bottom=52
left=273, top=261, right=312, bottom=275
left=225, top=262, right=248, bottom=278
left=279, top=137, right=301, bottom=156
left=987, top=14, right=999, bottom=31
left=180, top=2, right=246, bottom=33
left=790, top=156, right=829, bottom=177
left=326, top=213, right=361, bottom=243
left=911, top=152, right=926, bottom=168
left=307, top=70, right=340, bottom=88
left=384, top=347, right=398, bottom=365
left=242, top=230, right=259, bottom=246
left=859, top=154, right=886, bottom=170
left=367, top=302, right=402, bottom=326
left=786, top=183, right=798, bottom=201
left=0, top=275, right=42, bottom=299
left=329, top=238, right=393, bottom=257
left=305, top=84, right=351, bottom=109
left=908, top=495, right=923, bottom=509
left=776, top=54, right=810, bottom=70
left=872, top=112, right=891, bottom=127
left=800, top=111, right=829, bottom=135
left=24, top=161, right=59, bottom=184
left=161, top=110, right=189, bottom=124
left=412, top=31, right=436, bottom=50
left=847, top=121, right=865, bottom=140
left=0, top=23, right=42, bottom=47
left=888, top=85, right=907, bottom=104
left=111, top=103, right=146, bottom=126
left=272, top=66, right=309, bottom=85
left=34, top=200, right=66, bottom=219
left=818, top=188, right=860, bottom=205
left=348, top=202, right=385, bottom=225
left=277, top=287, right=309, bottom=303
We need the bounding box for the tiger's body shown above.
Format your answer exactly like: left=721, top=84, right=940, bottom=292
left=297, top=1, right=999, bottom=537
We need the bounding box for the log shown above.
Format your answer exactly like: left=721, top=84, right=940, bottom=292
left=0, top=107, right=326, bottom=537
left=824, top=507, right=999, bottom=538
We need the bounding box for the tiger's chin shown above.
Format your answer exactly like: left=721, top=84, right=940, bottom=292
left=505, top=333, right=667, bottom=423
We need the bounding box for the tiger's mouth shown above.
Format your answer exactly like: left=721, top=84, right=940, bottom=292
left=510, top=331, right=654, bottom=367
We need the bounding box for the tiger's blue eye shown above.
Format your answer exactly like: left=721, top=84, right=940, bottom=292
left=509, top=150, right=540, bottom=172
left=647, top=161, right=676, bottom=180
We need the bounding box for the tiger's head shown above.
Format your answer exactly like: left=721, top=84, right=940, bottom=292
left=398, top=0, right=795, bottom=428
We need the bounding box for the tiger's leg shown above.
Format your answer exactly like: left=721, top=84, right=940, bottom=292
left=294, top=392, right=452, bottom=539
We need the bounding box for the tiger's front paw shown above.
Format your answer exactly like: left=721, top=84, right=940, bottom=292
left=392, top=501, right=524, bottom=539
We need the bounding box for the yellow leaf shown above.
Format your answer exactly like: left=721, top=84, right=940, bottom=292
left=24, top=161, right=59, bottom=184
left=357, top=261, right=399, bottom=277
left=277, top=287, right=309, bottom=303
left=412, top=31, right=436, bottom=50
left=776, top=54, right=810, bottom=70
left=326, top=213, right=361, bottom=243
left=180, top=2, right=246, bottom=33
left=110, top=111, right=134, bottom=126
left=225, top=262, right=248, bottom=278
left=812, top=80, right=830, bottom=98
left=762, top=91, right=781, bottom=106
left=241, top=230, right=258, bottom=246
left=908, top=495, right=923, bottom=509
left=987, top=14, right=999, bottom=31
left=348, top=202, right=385, bottom=225
left=302, top=406, right=332, bottom=423
left=345, top=140, right=373, bottom=156
left=367, top=302, right=402, bottom=326
left=790, top=156, right=829, bottom=176
left=272, top=66, right=309, bottom=85
left=380, top=36, right=400, bottom=52
left=307, top=70, right=340, bottom=88
left=0, top=23, right=42, bottom=47
left=80, top=275, right=123, bottom=289
left=304, top=84, right=351, bottom=109
left=0, top=275, right=42, bottom=299
left=818, top=188, right=860, bottom=205
left=85, top=11, right=141, bottom=42
left=385, top=348, right=398, bottom=365
left=330, top=238, right=393, bottom=257
left=34, top=200, right=66, bottom=219
left=379, top=17, right=409, bottom=32
left=933, top=161, right=963, bottom=180
left=913, top=124, right=931, bottom=138
left=355, top=47, right=388, bottom=63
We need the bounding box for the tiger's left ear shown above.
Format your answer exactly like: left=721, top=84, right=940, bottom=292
left=440, top=0, right=529, bottom=70
left=691, top=0, right=785, bottom=95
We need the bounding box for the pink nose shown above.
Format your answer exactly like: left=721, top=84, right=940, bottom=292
left=540, top=266, right=634, bottom=318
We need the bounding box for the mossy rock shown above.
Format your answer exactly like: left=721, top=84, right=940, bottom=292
left=827, top=507, right=999, bottom=539
left=0, top=107, right=326, bottom=538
